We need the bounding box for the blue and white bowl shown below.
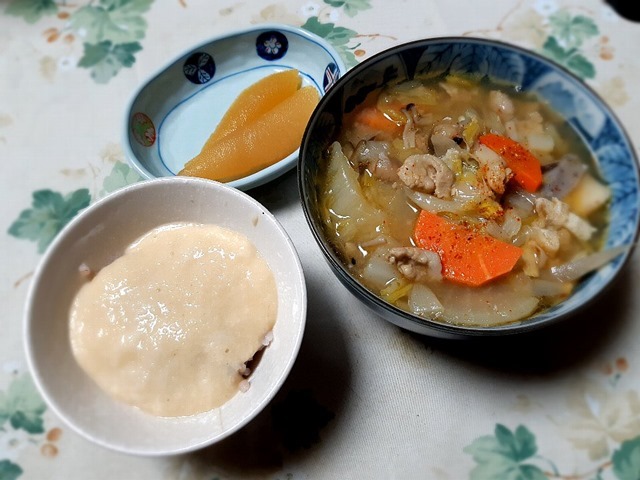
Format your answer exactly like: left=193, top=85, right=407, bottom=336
left=123, top=24, right=345, bottom=191
left=299, top=36, right=640, bottom=338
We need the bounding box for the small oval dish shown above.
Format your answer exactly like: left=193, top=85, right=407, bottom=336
left=24, top=177, right=307, bottom=455
left=123, top=24, right=346, bottom=191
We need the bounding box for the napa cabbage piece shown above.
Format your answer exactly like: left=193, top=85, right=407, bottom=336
left=322, top=141, right=386, bottom=244
left=428, top=273, right=539, bottom=326
left=362, top=177, right=416, bottom=242
left=380, top=279, right=412, bottom=303
left=408, top=284, right=444, bottom=317
left=549, top=244, right=629, bottom=282
left=361, top=250, right=399, bottom=291
left=377, top=80, right=439, bottom=122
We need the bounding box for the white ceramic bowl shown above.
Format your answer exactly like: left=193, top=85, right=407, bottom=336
left=123, top=23, right=346, bottom=191
left=24, top=177, right=307, bottom=455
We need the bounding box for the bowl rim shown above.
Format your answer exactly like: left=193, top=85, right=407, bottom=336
left=23, top=176, right=308, bottom=455
left=122, top=23, right=347, bottom=192
left=298, top=35, right=640, bottom=337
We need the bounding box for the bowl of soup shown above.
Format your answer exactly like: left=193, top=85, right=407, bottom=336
left=298, top=36, right=640, bottom=339
left=24, top=176, right=307, bottom=455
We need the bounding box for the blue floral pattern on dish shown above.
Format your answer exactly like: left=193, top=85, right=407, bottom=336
left=414, top=43, right=527, bottom=86
left=256, top=31, right=288, bottom=60
left=183, top=52, right=215, bottom=84
left=323, top=62, right=340, bottom=91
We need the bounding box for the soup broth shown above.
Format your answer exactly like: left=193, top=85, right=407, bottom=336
left=316, top=74, right=611, bottom=327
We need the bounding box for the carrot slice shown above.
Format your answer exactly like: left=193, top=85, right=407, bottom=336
left=352, top=106, right=402, bottom=134
left=413, top=210, right=523, bottom=287
left=478, top=133, right=543, bottom=192
left=179, top=86, right=319, bottom=182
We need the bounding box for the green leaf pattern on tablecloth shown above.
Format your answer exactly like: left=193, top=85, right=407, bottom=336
left=323, top=0, right=372, bottom=17
left=0, top=460, right=23, bottom=480
left=77, top=40, right=142, bottom=83
left=541, top=11, right=598, bottom=79
left=4, top=0, right=57, bottom=23
left=468, top=424, right=618, bottom=479
left=100, top=161, right=143, bottom=197
left=612, top=437, right=640, bottom=480
left=0, top=375, right=56, bottom=479
left=301, top=16, right=359, bottom=68
left=465, top=387, right=640, bottom=478
left=8, top=189, right=91, bottom=253
left=70, top=0, right=152, bottom=83
left=0, top=375, right=46, bottom=435
left=3, top=0, right=153, bottom=83
left=7, top=160, right=144, bottom=252
left=69, top=0, right=152, bottom=45
left=464, top=425, right=547, bottom=480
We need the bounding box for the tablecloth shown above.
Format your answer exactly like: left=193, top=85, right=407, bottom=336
left=2, top=0, right=640, bottom=478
